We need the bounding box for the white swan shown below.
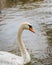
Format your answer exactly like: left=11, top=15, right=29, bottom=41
left=0, top=22, right=35, bottom=65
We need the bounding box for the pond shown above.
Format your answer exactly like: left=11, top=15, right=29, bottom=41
left=0, top=0, right=52, bottom=65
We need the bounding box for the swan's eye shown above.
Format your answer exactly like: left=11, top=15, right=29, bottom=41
left=28, top=25, right=32, bottom=28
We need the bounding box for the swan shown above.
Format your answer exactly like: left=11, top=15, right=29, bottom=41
left=0, top=22, right=35, bottom=65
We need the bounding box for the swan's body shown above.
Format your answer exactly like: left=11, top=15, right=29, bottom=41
left=0, top=22, right=35, bottom=65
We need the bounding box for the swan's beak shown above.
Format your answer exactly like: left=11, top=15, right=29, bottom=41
left=29, top=27, right=35, bottom=33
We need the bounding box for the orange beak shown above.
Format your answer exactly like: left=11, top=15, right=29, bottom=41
left=29, top=27, right=35, bottom=33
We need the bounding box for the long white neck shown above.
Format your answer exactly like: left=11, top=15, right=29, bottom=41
left=17, top=25, right=31, bottom=64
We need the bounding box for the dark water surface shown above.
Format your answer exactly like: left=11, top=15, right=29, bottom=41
left=0, top=0, right=52, bottom=65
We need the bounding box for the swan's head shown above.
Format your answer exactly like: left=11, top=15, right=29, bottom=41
left=22, top=22, right=35, bottom=33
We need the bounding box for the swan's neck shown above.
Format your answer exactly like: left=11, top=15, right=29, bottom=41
left=17, top=25, right=31, bottom=64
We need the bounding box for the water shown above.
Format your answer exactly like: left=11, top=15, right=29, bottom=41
left=0, top=0, right=52, bottom=65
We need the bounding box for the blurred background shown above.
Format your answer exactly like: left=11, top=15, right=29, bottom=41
left=0, top=0, right=43, bottom=8
left=0, top=0, right=52, bottom=65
